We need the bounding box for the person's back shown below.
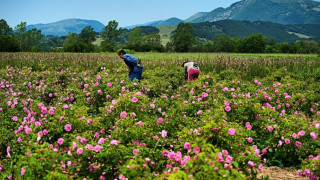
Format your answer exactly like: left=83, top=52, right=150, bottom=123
left=118, top=50, right=143, bottom=81
left=183, top=61, right=200, bottom=81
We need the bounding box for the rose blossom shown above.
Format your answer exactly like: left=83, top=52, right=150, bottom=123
left=111, top=140, right=118, bottom=145
left=228, top=128, right=236, bottom=135
left=77, top=148, right=83, bottom=155
left=64, top=124, right=72, bottom=132
left=161, top=130, right=167, bottom=138
left=120, top=111, right=127, bottom=118
left=57, top=138, right=64, bottom=145
left=157, top=118, right=163, bottom=124
left=193, top=147, right=200, bottom=153
left=248, top=161, right=255, bottom=167
left=131, top=97, right=138, bottom=103
left=184, top=142, right=191, bottom=150
left=21, top=167, right=26, bottom=175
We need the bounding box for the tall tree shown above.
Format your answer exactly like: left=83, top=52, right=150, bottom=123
left=25, top=28, right=43, bottom=51
left=63, top=32, right=86, bottom=52
left=14, top=22, right=43, bottom=51
left=101, top=20, right=121, bottom=43
left=170, top=22, right=195, bottom=52
left=79, top=25, right=96, bottom=45
left=128, top=27, right=146, bottom=50
left=15, top=22, right=27, bottom=50
left=100, top=20, right=121, bottom=51
left=0, top=19, right=13, bottom=35
left=0, top=19, right=19, bottom=52
left=146, top=32, right=162, bottom=51
left=212, top=34, right=234, bottom=52
left=239, top=33, right=267, bottom=53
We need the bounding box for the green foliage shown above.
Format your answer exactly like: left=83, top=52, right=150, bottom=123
left=79, top=25, right=96, bottom=45
left=239, top=33, right=267, bottom=53
left=212, top=34, right=234, bottom=52
left=14, top=22, right=43, bottom=52
left=170, top=22, right=195, bottom=52
left=100, top=20, right=121, bottom=52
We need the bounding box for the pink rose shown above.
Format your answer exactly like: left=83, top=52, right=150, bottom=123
left=161, top=130, right=167, bottom=138
left=131, top=97, right=138, bottom=103
left=120, top=111, right=127, bottom=118
left=21, top=167, right=26, bottom=175
left=285, top=139, right=290, bottom=144
left=295, top=141, right=302, bottom=147
left=133, top=148, right=139, bottom=155
left=225, top=155, right=233, bottom=163
left=228, top=128, right=236, bottom=135
left=94, top=145, right=103, bottom=152
left=193, top=147, right=200, bottom=153
left=64, top=124, right=72, bottom=132
left=111, top=140, right=118, bottom=145
left=157, top=118, right=163, bottom=124
left=57, top=138, right=64, bottom=145
left=225, top=106, right=231, bottom=112
left=77, top=148, right=83, bottom=155
left=248, top=161, right=255, bottom=167
left=310, top=132, right=318, bottom=140
left=184, top=142, right=191, bottom=150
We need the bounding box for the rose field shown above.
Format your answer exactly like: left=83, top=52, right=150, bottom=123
left=0, top=52, right=320, bottom=179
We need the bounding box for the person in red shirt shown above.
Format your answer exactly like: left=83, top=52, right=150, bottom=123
left=182, top=61, right=200, bottom=81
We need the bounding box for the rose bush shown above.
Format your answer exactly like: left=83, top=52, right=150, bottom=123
left=0, top=57, right=319, bottom=179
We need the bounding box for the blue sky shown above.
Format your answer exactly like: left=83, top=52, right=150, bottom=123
left=0, top=0, right=241, bottom=28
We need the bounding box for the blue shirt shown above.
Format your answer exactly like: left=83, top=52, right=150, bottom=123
left=123, top=54, right=143, bottom=73
left=123, top=54, right=137, bottom=68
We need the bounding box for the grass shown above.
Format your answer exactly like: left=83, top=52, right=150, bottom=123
left=0, top=52, right=319, bottom=81
left=157, top=26, right=176, bottom=46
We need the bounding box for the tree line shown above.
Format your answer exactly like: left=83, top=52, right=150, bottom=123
left=1, top=19, right=320, bottom=54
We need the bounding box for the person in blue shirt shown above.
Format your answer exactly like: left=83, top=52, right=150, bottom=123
left=118, top=50, right=143, bottom=81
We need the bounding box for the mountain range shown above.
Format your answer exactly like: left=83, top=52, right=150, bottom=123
left=26, top=0, right=320, bottom=37
left=26, top=18, right=105, bottom=36
left=127, top=0, right=320, bottom=28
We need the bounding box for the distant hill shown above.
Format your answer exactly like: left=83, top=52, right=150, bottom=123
left=157, top=20, right=320, bottom=43
left=186, top=0, right=320, bottom=24
left=124, top=18, right=184, bottom=29
left=130, top=0, right=320, bottom=28
left=26, top=18, right=105, bottom=36
left=192, top=20, right=320, bottom=42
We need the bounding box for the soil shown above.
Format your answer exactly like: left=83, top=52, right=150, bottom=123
left=257, top=166, right=308, bottom=180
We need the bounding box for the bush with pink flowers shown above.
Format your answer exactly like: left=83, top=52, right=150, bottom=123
left=0, top=53, right=320, bottom=179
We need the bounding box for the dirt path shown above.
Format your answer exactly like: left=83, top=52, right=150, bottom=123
left=257, top=166, right=308, bottom=180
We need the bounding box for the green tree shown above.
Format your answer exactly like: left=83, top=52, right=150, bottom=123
left=296, top=40, right=319, bottom=54
left=146, top=32, right=163, bottom=51
left=0, top=19, right=19, bottom=52
left=63, top=32, right=86, bottom=52
left=15, top=22, right=27, bottom=50
left=279, top=42, right=291, bottom=53
left=14, top=22, right=43, bottom=51
left=100, top=20, right=121, bottom=52
left=239, top=33, right=267, bottom=53
left=80, top=25, right=96, bottom=45
left=0, top=19, right=13, bottom=35
left=79, top=25, right=96, bottom=52
left=212, top=34, right=234, bottom=52
left=101, top=20, right=121, bottom=43
left=170, top=22, right=195, bottom=52
left=128, top=27, right=146, bottom=51
left=25, top=28, right=43, bottom=51
left=231, top=37, right=242, bottom=53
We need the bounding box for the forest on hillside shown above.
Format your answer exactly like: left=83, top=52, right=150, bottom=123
left=1, top=19, right=320, bottom=54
